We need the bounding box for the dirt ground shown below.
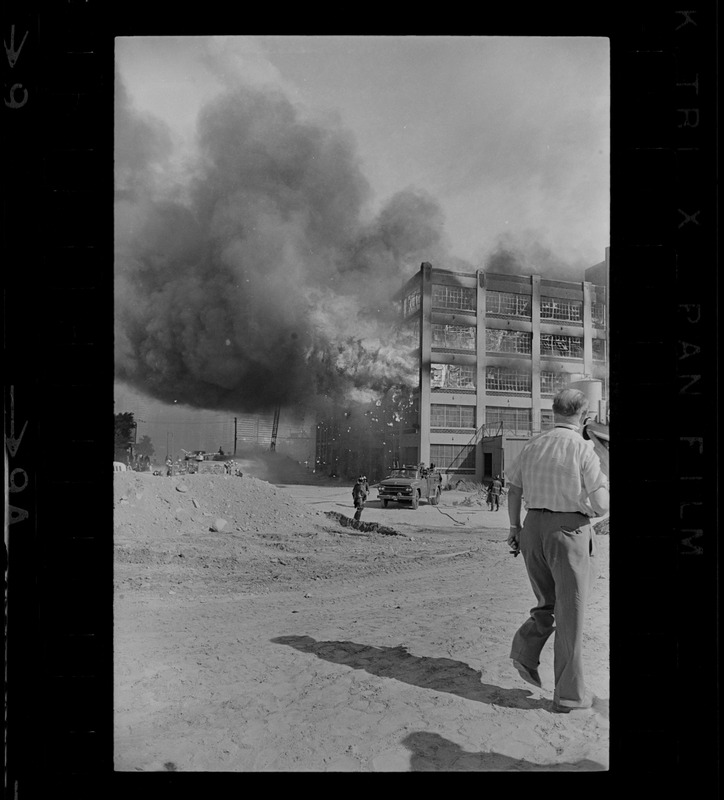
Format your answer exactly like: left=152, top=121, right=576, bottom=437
left=113, top=457, right=610, bottom=772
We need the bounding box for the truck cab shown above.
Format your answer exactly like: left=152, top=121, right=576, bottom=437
left=376, top=464, right=442, bottom=509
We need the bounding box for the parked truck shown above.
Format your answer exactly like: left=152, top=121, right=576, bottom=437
left=376, top=464, right=442, bottom=509
left=180, top=450, right=225, bottom=475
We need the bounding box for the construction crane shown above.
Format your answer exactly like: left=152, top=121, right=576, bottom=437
left=270, top=405, right=281, bottom=451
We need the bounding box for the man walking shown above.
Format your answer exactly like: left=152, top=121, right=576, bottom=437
left=490, top=475, right=503, bottom=511
left=352, top=475, right=369, bottom=522
left=505, top=388, right=609, bottom=712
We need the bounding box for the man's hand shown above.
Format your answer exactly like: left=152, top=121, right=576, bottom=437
left=507, top=525, right=521, bottom=554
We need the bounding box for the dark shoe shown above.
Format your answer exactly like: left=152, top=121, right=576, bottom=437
left=512, top=659, right=542, bottom=689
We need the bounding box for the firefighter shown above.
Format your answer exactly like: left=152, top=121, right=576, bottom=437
left=489, top=475, right=503, bottom=511
left=352, top=475, right=369, bottom=521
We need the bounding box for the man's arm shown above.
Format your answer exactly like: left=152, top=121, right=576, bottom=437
left=589, top=486, right=610, bottom=517
left=588, top=431, right=609, bottom=478
left=507, top=483, right=523, bottom=550
left=582, top=443, right=610, bottom=516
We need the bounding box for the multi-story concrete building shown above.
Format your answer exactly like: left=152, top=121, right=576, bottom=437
left=314, top=253, right=609, bottom=485
left=394, top=253, right=609, bottom=484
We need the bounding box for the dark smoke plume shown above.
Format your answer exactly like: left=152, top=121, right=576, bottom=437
left=484, top=230, right=588, bottom=282
left=115, top=79, right=459, bottom=414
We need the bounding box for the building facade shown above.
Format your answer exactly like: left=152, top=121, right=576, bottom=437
left=314, top=254, right=609, bottom=485
left=396, top=255, right=609, bottom=484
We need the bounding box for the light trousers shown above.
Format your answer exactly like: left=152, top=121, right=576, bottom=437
left=510, top=509, right=596, bottom=707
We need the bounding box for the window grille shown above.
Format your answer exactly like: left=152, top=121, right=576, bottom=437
left=540, top=333, right=583, bottom=358
left=485, top=367, right=531, bottom=392
left=485, top=329, right=532, bottom=355
left=403, top=290, right=421, bottom=316
left=540, top=296, right=583, bottom=323
left=591, top=302, right=606, bottom=327
left=430, top=363, right=476, bottom=390
left=432, top=284, right=476, bottom=311
left=486, top=291, right=531, bottom=317
left=432, top=323, right=476, bottom=350
left=485, top=406, right=532, bottom=434
left=430, top=444, right=475, bottom=471
left=540, top=371, right=571, bottom=395
left=430, top=404, right=476, bottom=428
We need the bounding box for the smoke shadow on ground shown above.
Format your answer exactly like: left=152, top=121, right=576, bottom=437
left=401, top=731, right=606, bottom=772
left=271, top=635, right=549, bottom=711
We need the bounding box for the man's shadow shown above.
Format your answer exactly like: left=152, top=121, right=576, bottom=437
left=271, top=635, right=549, bottom=711
left=402, top=731, right=606, bottom=771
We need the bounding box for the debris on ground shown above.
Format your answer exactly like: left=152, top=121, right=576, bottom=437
left=324, top=511, right=403, bottom=536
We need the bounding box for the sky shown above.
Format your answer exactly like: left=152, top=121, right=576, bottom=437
left=116, top=35, right=609, bottom=266
left=114, top=35, right=609, bottom=456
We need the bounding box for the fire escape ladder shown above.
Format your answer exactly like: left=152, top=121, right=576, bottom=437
left=442, top=421, right=503, bottom=471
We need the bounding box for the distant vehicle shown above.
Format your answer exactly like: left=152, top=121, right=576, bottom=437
left=113, top=461, right=127, bottom=473
left=376, top=464, right=442, bottom=509
left=180, top=449, right=225, bottom=475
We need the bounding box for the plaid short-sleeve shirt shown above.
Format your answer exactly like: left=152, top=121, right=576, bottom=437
left=505, top=425, right=608, bottom=516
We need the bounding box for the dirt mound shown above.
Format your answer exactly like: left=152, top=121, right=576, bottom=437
left=114, top=471, right=321, bottom=542
left=113, top=472, right=441, bottom=598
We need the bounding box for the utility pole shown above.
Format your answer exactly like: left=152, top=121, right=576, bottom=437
left=234, top=417, right=237, bottom=456
left=270, top=405, right=280, bottom=451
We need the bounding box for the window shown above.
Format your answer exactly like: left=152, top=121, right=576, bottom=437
left=540, top=333, right=583, bottom=359
left=540, top=410, right=554, bottom=430
left=430, top=364, right=476, bottom=390
left=432, top=323, right=476, bottom=350
left=432, top=284, right=476, bottom=311
left=485, top=406, right=532, bottom=434
left=486, top=291, right=531, bottom=318
left=540, top=370, right=571, bottom=396
left=486, top=329, right=532, bottom=355
left=592, top=339, right=607, bottom=361
left=430, top=444, right=475, bottom=471
left=486, top=367, right=531, bottom=393
left=403, top=290, right=420, bottom=316
left=430, top=404, right=476, bottom=428
left=540, top=296, right=583, bottom=323
left=591, top=302, right=606, bottom=327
